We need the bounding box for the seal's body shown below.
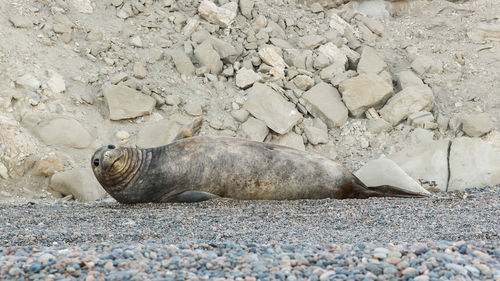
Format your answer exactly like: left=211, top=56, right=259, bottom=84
left=91, top=136, right=427, bottom=203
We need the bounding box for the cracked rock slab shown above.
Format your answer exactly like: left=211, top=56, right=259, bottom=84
left=448, top=137, right=500, bottom=191
left=302, top=82, right=348, bottom=128
left=244, top=83, right=301, bottom=134
left=103, top=84, right=156, bottom=120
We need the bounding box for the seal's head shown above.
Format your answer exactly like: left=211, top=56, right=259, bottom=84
left=91, top=144, right=143, bottom=196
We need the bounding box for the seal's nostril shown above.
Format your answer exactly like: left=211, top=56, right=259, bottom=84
left=93, top=158, right=100, bottom=167
left=108, top=144, right=116, bottom=149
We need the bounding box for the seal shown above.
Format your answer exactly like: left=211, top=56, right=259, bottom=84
left=91, top=119, right=428, bottom=203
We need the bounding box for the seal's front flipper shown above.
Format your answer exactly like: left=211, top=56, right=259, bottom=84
left=173, top=117, right=203, bottom=141
left=165, top=191, right=219, bottom=203
left=365, top=185, right=429, bottom=198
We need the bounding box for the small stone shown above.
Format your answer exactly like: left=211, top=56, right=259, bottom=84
left=241, top=117, right=269, bottom=142
left=194, top=40, right=223, bottom=74
left=313, top=54, right=330, bottom=70
left=198, top=0, right=238, bottom=28
left=407, top=111, right=435, bottom=129
left=182, top=17, right=199, bottom=37
left=0, top=163, right=8, bottom=179
left=129, top=36, right=143, bottom=48
left=272, top=132, right=305, bottom=151
left=401, top=267, right=418, bottom=275
left=379, top=85, right=434, bottom=125
left=292, top=75, right=314, bottom=91
left=50, top=168, right=107, bottom=201
left=367, top=119, right=392, bottom=134
left=239, top=0, right=254, bottom=19
left=9, top=15, right=33, bottom=28
left=304, top=126, right=328, bottom=145
left=16, top=74, right=40, bottom=91
left=72, top=0, right=94, bottom=13
left=467, top=23, right=500, bottom=41
left=184, top=100, right=204, bottom=116
left=461, top=113, right=493, bottom=137
left=359, top=22, right=378, bottom=42
left=354, top=158, right=430, bottom=194
left=318, top=43, right=347, bottom=75
left=413, top=276, right=429, bottom=281
left=244, top=83, right=301, bottom=134
left=302, top=82, right=348, bottom=128
left=258, top=46, right=286, bottom=79
left=47, top=70, right=66, bottom=94
left=411, top=55, right=443, bottom=75
left=210, top=37, right=240, bottom=62
left=231, top=109, right=250, bottom=123
left=445, top=264, right=468, bottom=276
left=165, top=95, right=181, bottom=106
left=398, top=70, right=424, bottom=89
left=103, top=84, right=156, bottom=120
left=328, top=13, right=352, bottom=36
left=115, top=130, right=130, bottom=145
left=362, top=16, right=384, bottom=36
left=310, top=3, right=323, bottom=13
left=133, top=63, right=148, bottom=79
left=235, top=68, right=261, bottom=89
left=339, top=73, right=393, bottom=118
left=357, top=46, right=387, bottom=74
left=35, top=156, right=65, bottom=177
left=171, top=50, right=195, bottom=76
left=299, top=35, right=326, bottom=49
left=109, top=72, right=128, bottom=84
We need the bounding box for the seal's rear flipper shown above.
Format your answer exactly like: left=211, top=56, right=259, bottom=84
left=339, top=179, right=429, bottom=199
left=365, top=185, right=429, bottom=198
left=164, top=191, right=219, bottom=203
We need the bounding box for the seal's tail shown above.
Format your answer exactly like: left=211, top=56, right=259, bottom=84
left=363, top=185, right=429, bottom=198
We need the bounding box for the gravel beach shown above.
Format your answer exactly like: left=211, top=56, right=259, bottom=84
left=1, top=187, right=499, bottom=280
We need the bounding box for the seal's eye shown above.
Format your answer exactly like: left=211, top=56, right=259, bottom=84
left=108, top=144, right=116, bottom=149
left=93, top=158, right=100, bottom=167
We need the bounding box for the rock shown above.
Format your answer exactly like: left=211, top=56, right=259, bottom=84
left=183, top=17, right=200, bottom=37
left=171, top=50, right=195, bottom=75
left=34, top=117, right=94, bottom=149
left=272, top=132, right=305, bottom=151
left=210, top=37, right=240, bottom=62
left=304, top=126, right=328, bottom=145
left=258, top=46, right=286, bottom=79
left=235, top=68, right=261, bottom=89
left=397, top=70, right=424, bottom=89
left=339, top=73, right=393, bottom=118
left=355, top=158, right=430, bottom=194
left=292, top=75, right=314, bottom=91
left=407, top=111, right=436, bottom=129
left=317, top=43, right=347, bottom=76
left=357, top=46, right=387, bottom=74
left=129, top=35, right=143, bottom=48
left=47, top=70, right=66, bottom=94
left=0, top=114, right=38, bottom=178
left=194, top=40, right=223, bottom=74
left=0, top=163, right=8, bottom=179
left=379, top=85, right=434, bottom=125
left=302, top=82, right=348, bottom=128
left=361, top=16, right=384, bottom=36
left=359, top=22, right=378, bottom=42
left=239, top=0, right=254, bottom=19
left=103, top=84, right=156, bottom=120
left=467, top=23, right=500, bottom=41
left=137, top=120, right=182, bottom=148
left=270, top=38, right=294, bottom=49
left=184, top=99, right=204, bottom=116
left=34, top=156, right=65, bottom=177
left=16, top=74, right=40, bottom=91
left=410, top=128, right=435, bottom=144
left=72, top=0, right=94, bottom=13
left=231, top=109, right=250, bottom=123
left=9, top=15, right=33, bottom=28
left=340, top=45, right=361, bottom=67
left=133, top=63, right=148, bottom=79
left=50, top=168, right=107, bottom=201
left=388, top=140, right=449, bottom=191
left=198, top=0, right=238, bottom=28
left=109, top=72, right=128, bottom=84
left=461, top=113, right=493, bottom=137
left=115, top=130, right=130, bottom=146
left=367, top=119, right=392, bottom=134
left=310, top=2, right=323, bottom=13
left=328, top=13, right=353, bottom=36
left=241, top=117, right=269, bottom=142
left=411, top=55, right=443, bottom=76
left=299, top=35, right=326, bottom=49
left=244, top=83, right=302, bottom=134
left=448, top=137, right=500, bottom=191
left=313, top=54, right=330, bottom=70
